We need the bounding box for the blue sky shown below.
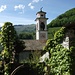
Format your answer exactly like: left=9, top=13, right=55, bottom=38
left=0, top=0, right=75, bottom=26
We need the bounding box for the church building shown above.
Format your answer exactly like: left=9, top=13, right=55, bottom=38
left=19, top=9, right=49, bottom=62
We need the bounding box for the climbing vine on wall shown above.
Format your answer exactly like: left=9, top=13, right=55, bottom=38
left=54, top=27, right=65, bottom=43
left=44, top=27, right=75, bottom=75
left=49, top=45, right=71, bottom=75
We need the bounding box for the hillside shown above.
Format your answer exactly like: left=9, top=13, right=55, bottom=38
left=14, top=24, right=36, bottom=34
left=48, top=8, right=75, bottom=27
left=48, top=27, right=61, bottom=39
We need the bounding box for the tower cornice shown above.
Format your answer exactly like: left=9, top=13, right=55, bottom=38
left=35, top=18, right=48, bottom=21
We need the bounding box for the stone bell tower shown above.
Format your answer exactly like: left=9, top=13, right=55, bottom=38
left=35, top=8, right=48, bottom=40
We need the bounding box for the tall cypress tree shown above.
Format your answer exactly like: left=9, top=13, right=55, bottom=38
left=0, top=22, right=18, bottom=75
left=1, top=22, right=17, bottom=63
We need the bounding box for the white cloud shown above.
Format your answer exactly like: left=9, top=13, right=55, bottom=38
left=30, top=6, right=34, bottom=9
left=14, top=4, right=25, bottom=10
left=0, top=5, right=7, bottom=12
left=32, top=0, right=43, bottom=3
left=28, top=0, right=43, bottom=9
left=32, top=0, right=40, bottom=3
left=28, top=3, right=34, bottom=9
left=14, top=4, right=25, bottom=14
left=28, top=3, right=32, bottom=6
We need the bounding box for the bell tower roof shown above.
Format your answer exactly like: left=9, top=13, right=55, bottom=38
left=36, top=7, right=46, bottom=15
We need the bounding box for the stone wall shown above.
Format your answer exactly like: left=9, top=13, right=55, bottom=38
left=62, top=27, right=75, bottom=49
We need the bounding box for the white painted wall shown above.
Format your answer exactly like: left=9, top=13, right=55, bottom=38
left=40, top=52, right=49, bottom=62
left=61, top=33, right=69, bottom=49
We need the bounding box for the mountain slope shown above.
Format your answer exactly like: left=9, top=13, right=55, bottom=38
left=14, top=24, right=36, bottom=34
left=48, top=8, right=75, bottom=27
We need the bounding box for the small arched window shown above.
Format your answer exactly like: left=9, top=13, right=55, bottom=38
left=40, top=22, right=45, bottom=30
left=41, top=14, right=43, bottom=17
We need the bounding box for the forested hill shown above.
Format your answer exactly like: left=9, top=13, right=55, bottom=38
left=14, top=24, right=35, bottom=34
left=48, top=8, right=75, bottom=27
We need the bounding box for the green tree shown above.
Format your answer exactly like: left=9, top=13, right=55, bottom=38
left=0, top=22, right=25, bottom=75
left=0, top=22, right=18, bottom=75
left=14, top=39, right=25, bottom=62
left=0, top=22, right=17, bottom=63
left=19, top=32, right=34, bottom=39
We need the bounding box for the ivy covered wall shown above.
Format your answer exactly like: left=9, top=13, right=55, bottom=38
left=44, top=24, right=75, bottom=75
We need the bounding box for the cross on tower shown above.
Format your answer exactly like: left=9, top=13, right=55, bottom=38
left=40, top=7, right=43, bottom=11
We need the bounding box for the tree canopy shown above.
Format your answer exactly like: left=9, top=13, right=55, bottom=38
left=0, top=22, right=17, bottom=62
left=0, top=22, right=25, bottom=75
left=19, top=32, right=34, bottom=39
